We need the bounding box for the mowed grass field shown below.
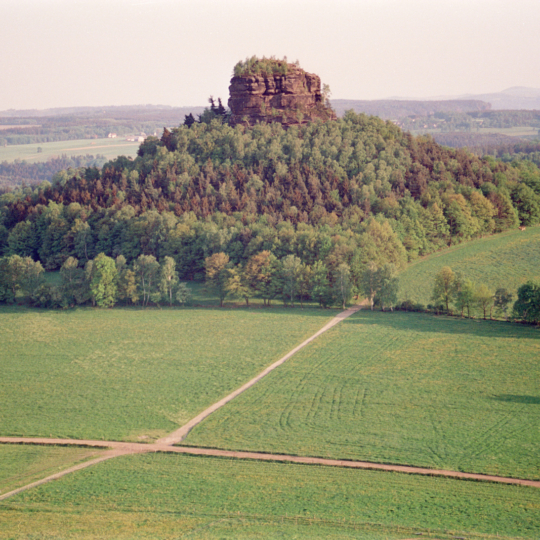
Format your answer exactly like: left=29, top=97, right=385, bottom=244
left=399, top=226, right=540, bottom=306
left=0, top=444, right=103, bottom=496
left=0, top=137, right=139, bottom=163
left=185, top=310, right=540, bottom=479
left=0, top=306, right=333, bottom=441
left=1, top=452, right=538, bottom=539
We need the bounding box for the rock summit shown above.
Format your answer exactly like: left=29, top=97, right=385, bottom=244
left=228, top=57, right=336, bottom=127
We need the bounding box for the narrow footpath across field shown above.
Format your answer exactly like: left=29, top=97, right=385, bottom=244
left=158, top=305, right=362, bottom=445
left=2, top=304, right=539, bottom=504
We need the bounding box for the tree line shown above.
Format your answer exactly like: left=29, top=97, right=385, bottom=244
left=426, top=266, right=540, bottom=323
left=3, top=253, right=538, bottom=324
left=0, top=253, right=191, bottom=309
left=203, top=251, right=398, bottom=310
left=0, top=249, right=400, bottom=312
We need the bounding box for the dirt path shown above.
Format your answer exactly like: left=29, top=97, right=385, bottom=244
left=158, top=305, right=362, bottom=445
left=2, top=304, right=539, bottom=502
left=1, top=437, right=539, bottom=493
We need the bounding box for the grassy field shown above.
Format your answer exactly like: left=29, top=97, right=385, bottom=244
left=477, top=126, right=540, bottom=137
left=1, top=452, right=538, bottom=539
left=0, top=444, right=103, bottom=496
left=399, top=226, right=540, bottom=307
left=0, top=306, right=333, bottom=442
left=184, top=310, right=540, bottom=479
left=0, top=137, right=139, bottom=163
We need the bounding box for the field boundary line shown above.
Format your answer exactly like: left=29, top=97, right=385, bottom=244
left=156, top=305, right=362, bottom=445
left=1, top=437, right=539, bottom=490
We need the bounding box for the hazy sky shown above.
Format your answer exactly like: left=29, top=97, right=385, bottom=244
left=2, top=0, right=540, bottom=110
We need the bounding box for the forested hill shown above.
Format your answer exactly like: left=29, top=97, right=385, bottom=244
left=1, top=111, right=539, bottom=277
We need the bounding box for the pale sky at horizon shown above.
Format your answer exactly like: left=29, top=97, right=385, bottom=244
left=1, top=0, right=539, bottom=111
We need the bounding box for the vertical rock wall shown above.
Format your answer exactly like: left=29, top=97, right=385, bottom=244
left=228, top=65, right=335, bottom=127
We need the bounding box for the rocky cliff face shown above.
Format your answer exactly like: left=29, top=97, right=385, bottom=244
left=228, top=65, right=336, bottom=127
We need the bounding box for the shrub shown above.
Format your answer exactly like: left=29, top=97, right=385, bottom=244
left=233, top=56, right=292, bottom=78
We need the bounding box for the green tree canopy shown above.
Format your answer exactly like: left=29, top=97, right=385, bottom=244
left=90, top=253, right=118, bottom=308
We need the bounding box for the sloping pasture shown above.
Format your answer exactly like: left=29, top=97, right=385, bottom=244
left=0, top=306, right=333, bottom=441
left=399, top=226, right=540, bottom=307
left=184, top=310, right=540, bottom=479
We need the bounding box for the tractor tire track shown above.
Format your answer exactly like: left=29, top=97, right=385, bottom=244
left=156, top=305, right=362, bottom=445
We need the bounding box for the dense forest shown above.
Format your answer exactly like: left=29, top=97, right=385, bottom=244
left=0, top=155, right=107, bottom=191
left=430, top=136, right=540, bottom=165
left=1, top=111, right=539, bottom=297
left=432, top=133, right=524, bottom=153
left=489, top=140, right=540, bottom=167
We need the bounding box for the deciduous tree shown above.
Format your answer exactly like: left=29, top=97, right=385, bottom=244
left=133, top=254, right=160, bottom=306
left=333, top=262, right=353, bottom=309
left=205, top=252, right=230, bottom=307
left=225, top=266, right=251, bottom=306
left=359, top=262, right=379, bottom=311
left=512, top=281, right=540, bottom=323
left=375, top=264, right=399, bottom=311
left=432, top=266, right=458, bottom=313
left=176, top=282, right=191, bottom=306
left=311, top=260, right=332, bottom=307
left=475, top=283, right=493, bottom=319
left=281, top=254, right=302, bottom=307
left=493, top=288, right=513, bottom=320
left=159, top=256, right=179, bottom=306
left=454, top=278, right=476, bottom=318
left=90, top=253, right=118, bottom=308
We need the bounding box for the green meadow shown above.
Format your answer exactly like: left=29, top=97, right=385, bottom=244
left=4, top=226, right=540, bottom=539
left=0, top=444, right=103, bottom=496
left=1, top=452, right=538, bottom=539
left=0, top=137, right=139, bottom=163
left=185, top=310, right=540, bottom=479
left=399, top=226, right=540, bottom=307
left=0, top=306, right=333, bottom=441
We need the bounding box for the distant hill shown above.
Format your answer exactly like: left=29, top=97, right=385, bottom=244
left=0, top=104, right=206, bottom=119
left=331, top=88, right=540, bottom=120
left=330, top=99, right=490, bottom=120
left=440, top=87, right=540, bottom=111
left=388, top=87, right=540, bottom=112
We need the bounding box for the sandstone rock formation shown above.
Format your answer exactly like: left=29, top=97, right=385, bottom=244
left=228, top=61, right=336, bottom=127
